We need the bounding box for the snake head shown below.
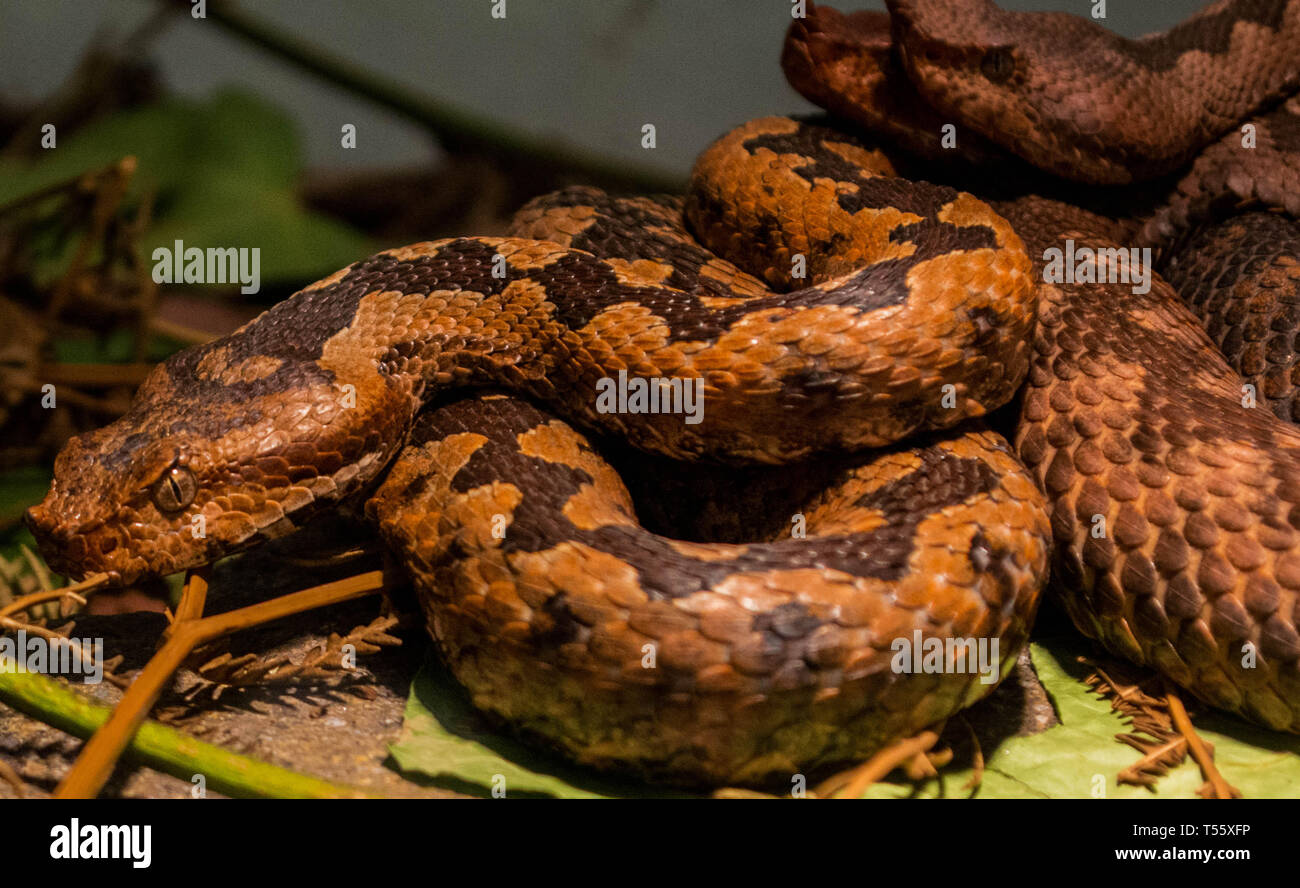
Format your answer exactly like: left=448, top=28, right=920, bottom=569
left=885, top=0, right=1033, bottom=102
left=26, top=416, right=204, bottom=584
left=26, top=330, right=413, bottom=585
left=884, top=0, right=1139, bottom=183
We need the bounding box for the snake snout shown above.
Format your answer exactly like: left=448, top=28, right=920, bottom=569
left=24, top=501, right=80, bottom=571
left=24, top=493, right=103, bottom=540
left=25, top=512, right=134, bottom=584
left=24, top=491, right=121, bottom=578
left=24, top=502, right=56, bottom=538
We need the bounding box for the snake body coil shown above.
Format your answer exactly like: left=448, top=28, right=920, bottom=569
left=369, top=396, right=1046, bottom=780
left=1003, top=198, right=1300, bottom=732
left=27, top=117, right=1043, bottom=782
left=25, top=0, right=1300, bottom=783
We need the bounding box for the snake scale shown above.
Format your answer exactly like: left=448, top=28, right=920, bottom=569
left=23, top=0, right=1300, bottom=785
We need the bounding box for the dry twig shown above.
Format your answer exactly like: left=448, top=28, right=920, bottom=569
left=53, top=569, right=385, bottom=798
left=183, top=613, right=401, bottom=700
left=1082, top=657, right=1241, bottom=798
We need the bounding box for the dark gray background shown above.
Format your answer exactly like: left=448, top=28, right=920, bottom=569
left=0, top=1, right=1214, bottom=177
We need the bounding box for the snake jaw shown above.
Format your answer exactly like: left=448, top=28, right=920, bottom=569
left=28, top=483, right=192, bottom=585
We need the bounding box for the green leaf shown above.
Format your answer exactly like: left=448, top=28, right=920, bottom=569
left=0, top=101, right=194, bottom=206
left=0, top=468, right=60, bottom=587
left=187, top=90, right=302, bottom=188
left=0, top=90, right=298, bottom=205
left=52, top=327, right=186, bottom=365
left=858, top=637, right=1300, bottom=799
left=388, top=654, right=696, bottom=798
left=0, top=467, right=52, bottom=536
left=0, top=89, right=374, bottom=287
left=145, top=183, right=373, bottom=283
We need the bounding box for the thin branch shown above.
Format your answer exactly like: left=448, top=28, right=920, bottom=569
left=815, top=729, right=941, bottom=799
left=180, top=0, right=683, bottom=194
left=1164, top=681, right=1241, bottom=800
left=0, top=573, right=108, bottom=619
left=0, top=667, right=375, bottom=798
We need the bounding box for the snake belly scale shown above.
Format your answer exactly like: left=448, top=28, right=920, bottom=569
left=26, top=117, right=1047, bottom=783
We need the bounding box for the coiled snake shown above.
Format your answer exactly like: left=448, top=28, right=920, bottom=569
left=25, top=0, right=1300, bottom=784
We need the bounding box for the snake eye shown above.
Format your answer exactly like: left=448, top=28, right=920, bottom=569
left=151, top=464, right=196, bottom=513
left=979, top=48, right=1015, bottom=83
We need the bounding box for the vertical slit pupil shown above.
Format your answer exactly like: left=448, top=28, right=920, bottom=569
left=981, top=49, right=1014, bottom=82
